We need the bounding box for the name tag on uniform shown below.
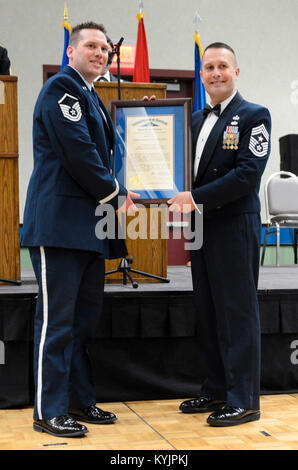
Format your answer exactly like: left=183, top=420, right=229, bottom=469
left=222, top=126, right=239, bottom=150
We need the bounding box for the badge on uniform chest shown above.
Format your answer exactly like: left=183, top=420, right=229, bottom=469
left=222, top=125, right=240, bottom=150
left=222, top=115, right=240, bottom=150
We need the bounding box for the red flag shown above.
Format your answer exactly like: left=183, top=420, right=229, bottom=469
left=133, top=13, right=150, bottom=82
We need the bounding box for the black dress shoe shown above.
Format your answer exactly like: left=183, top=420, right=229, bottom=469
left=33, top=415, right=88, bottom=437
left=207, top=406, right=260, bottom=427
left=179, top=396, right=226, bottom=414
left=69, top=405, right=117, bottom=424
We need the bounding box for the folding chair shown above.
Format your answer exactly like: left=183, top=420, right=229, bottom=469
left=261, top=171, right=298, bottom=266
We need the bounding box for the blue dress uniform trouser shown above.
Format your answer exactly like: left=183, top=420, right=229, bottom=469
left=190, top=213, right=261, bottom=410
left=29, top=246, right=105, bottom=420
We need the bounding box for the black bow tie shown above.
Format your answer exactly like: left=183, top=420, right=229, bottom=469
left=203, top=103, right=221, bottom=117
left=97, top=76, right=108, bottom=81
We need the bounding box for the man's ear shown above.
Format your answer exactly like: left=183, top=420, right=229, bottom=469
left=66, top=45, right=73, bottom=60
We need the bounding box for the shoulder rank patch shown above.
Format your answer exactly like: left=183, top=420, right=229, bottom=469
left=249, top=124, right=269, bottom=157
left=58, top=93, right=82, bottom=122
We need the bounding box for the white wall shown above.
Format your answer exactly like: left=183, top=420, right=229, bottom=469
left=0, top=0, right=298, bottom=221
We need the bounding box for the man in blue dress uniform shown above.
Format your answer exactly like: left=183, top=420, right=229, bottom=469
left=168, top=43, right=271, bottom=426
left=22, top=22, right=138, bottom=437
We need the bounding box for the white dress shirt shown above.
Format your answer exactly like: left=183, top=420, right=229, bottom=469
left=96, top=70, right=111, bottom=81
left=193, top=90, right=237, bottom=178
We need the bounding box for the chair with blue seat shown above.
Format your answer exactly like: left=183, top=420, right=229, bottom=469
left=261, top=171, right=298, bottom=266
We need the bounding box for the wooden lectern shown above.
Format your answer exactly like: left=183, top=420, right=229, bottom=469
left=94, top=81, right=166, bottom=110
left=0, top=76, right=20, bottom=284
left=94, top=81, right=168, bottom=283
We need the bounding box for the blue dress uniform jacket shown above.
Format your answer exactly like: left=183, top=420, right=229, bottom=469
left=191, top=92, right=271, bottom=215
left=190, top=92, right=271, bottom=410
left=22, top=65, right=127, bottom=259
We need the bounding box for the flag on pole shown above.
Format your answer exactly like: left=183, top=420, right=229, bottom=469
left=193, top=12, right=206, bottom=112
left=133, top=1, right=150, bottom=83
left=61, top=3, right=71, bottom=70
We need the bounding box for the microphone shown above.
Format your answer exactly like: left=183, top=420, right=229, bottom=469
left=113, top=37, right=124, bottom=54
left=107, top=37, right=124, bottom=66
left=111, top=37, right=124, bottom=100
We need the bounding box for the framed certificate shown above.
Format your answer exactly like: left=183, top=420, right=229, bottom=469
left=110, top=98, right=192, bottom=203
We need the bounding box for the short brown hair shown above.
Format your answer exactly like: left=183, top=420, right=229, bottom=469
left=69, top=22, right=107, bottom=46
left=203, top=42, right=238, bottom=66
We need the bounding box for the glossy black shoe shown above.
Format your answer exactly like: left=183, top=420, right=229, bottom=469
left=207, top=406, right=260, bottom=427
left=69, top=405, right=117, bottom=424
left=33, top=415, right=88, bottom=437
left=179, top=396, right=226, bottom=414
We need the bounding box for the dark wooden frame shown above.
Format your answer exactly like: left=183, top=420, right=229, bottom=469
left=110, top=98, right=192, bottom=205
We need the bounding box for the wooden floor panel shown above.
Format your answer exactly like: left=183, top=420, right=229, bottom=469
left=1, top=394, right=298, bottom=450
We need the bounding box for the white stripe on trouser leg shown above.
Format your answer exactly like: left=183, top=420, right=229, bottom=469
left=37, top=246, right=49, bottom=419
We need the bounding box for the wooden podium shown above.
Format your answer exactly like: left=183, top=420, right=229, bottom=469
left=94, top=81, right=168, bottom=283
left=94, top=81, right=166, bottom=110
left=0, top=76, right=20, bottom=284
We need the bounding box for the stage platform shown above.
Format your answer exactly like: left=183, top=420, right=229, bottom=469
left=2, top=264, right=298, bottom=294
left=1, top=265, right=298, bottom=409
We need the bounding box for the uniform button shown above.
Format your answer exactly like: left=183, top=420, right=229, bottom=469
left=213, top=168, right=218, bottom=173
left=216, top=206, right=221, bottom=209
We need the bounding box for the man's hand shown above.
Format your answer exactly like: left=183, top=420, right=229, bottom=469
left=168, top=191, right=196, bottom=213
left=117, top=190, right=140, bottom=215
left=142, top=95, right=157, bottom=101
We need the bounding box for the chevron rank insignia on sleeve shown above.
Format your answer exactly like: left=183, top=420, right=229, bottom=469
left=58, top=93, right=82, bottom=122
left=249, top=124, right=269, bottom=157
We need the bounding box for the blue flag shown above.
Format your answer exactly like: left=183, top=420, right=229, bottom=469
left=193, top=32, right=206, bottom=112
left=61, top=5, right=71, bottom=70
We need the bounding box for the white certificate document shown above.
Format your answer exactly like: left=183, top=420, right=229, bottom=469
left=125, top=114, right=174, bottom=190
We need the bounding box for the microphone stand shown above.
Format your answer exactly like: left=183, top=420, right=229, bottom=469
left=105, top=208, right=170, bottom=288
left=0, top=276, right=22, bottom=285
left=0, top=278, right=22, bottom=285
left=105, top=255, right=170, bottom=289
left=112, top=37, right=124, bottom=100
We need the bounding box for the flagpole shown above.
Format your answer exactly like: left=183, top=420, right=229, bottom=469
left=61, top=3, right=71, bottom=70
left=133, top=0, right=150, bottom=83
left=193, top=11, right=206, bottom=111
left=193, top=11, right=203, bottom=57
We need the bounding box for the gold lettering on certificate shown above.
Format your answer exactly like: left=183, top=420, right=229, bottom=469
left=125, top=114, right=174, bottom=190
